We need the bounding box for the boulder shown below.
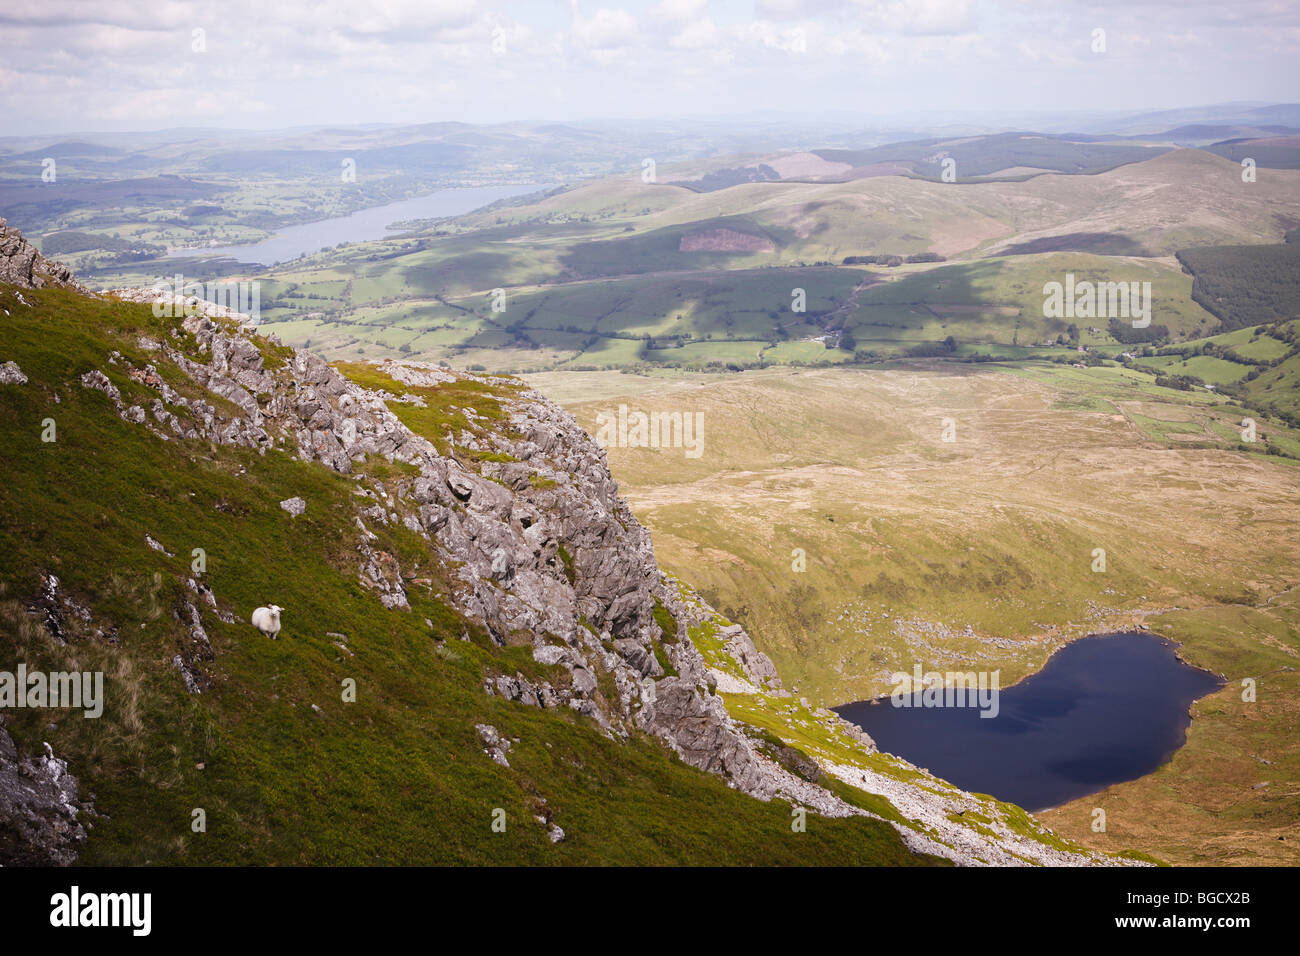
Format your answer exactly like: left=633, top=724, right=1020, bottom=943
left=280, top=497, right=307, bottom=517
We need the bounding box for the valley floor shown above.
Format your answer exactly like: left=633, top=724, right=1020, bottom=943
left=531, top=362, right=1300, bottom=866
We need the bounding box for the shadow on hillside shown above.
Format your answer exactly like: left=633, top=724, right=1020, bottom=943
left=999, top=232, right=1150, bottom=257
left=850, top=258, right=1010, bottom=344
left=399, top=250, right=515, bottom=297
left=559, top=216, right=776, bottom=279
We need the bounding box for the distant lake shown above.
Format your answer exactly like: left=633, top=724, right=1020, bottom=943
left=835, top=632, right=1224, bottom=812
left=166, top=183, right=549, bottom=266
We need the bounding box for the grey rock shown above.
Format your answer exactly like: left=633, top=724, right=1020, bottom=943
left=643, top=679, right=764, bottom=793
left=475, top=724, right=511, bottom=767
left=173, top=600, right=214, bottom=692
left=79, top=370, right=121, bottom=405
left=0, top=218, right=86, bottom=291
left=569, top=666, right=599, bottom=696
left=447, top=472, right=475, bottom=500
left=613, top=638, right=662, bottom=678
left=721, top=625, right=783, bottom=690
left=532, top=645, right=569, bottom=667
left=0, top=731, right=89, bottom=866
left=280, top=496, right=307, bottom=517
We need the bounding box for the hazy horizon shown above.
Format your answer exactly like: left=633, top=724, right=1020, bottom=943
left=2, top=101, right=1296, bottom=142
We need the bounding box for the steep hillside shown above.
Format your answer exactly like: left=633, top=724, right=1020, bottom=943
left=0, top=227, right=1128, bottom=866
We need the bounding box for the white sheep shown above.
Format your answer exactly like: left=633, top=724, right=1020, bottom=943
left=250, top=605, right=283, bottom=639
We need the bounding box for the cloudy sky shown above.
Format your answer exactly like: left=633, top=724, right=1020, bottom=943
left=1, top=0, right=1297, bottom=133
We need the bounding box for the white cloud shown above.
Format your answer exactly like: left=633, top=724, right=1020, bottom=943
left=669, top=17, right=719, bottom=50
left=0, top=0, right=1295, bottom=132
left=651, top=0, right=708, bottom=22
left=571, top=6, right=639, bottom=50
left=755, top=0, right=845, bottom=20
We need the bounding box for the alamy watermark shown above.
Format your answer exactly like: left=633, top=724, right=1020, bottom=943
left=0, top=665, right=103, bottom=718
left=1043, top=273, right=1151, bottom=329
left=890, top=664, right=1001, bottom=718
left=594, top=404, right=703, bottom=458
left=152, top=274, right=261, bottom=323
left=50, top=886, right=150, bottom=936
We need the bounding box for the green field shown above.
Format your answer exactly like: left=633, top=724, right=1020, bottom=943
left=1132, top=353, right=1252, bottom=384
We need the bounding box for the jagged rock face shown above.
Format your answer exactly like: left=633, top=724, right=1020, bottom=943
left=446, top=396, right=662, bottom=642
left=84, top=291, right=795, bottom=805
left=642, top=679, right=769, bottom=791
left=717, top=623, right=782, bottom=687
left=0, top=726, right=88, bottom=866
left=0, top=218, right=85, bottom=291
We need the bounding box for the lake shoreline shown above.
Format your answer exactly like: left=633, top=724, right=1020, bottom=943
left=163, top=182, right=553, bottom=265
left=835, top=629, right=1227, bottom=813
left=841, top=627, right=1226, bottom=709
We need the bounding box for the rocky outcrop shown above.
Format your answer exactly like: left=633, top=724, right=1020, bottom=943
left=642, top=679, right=767, bottom=790
left=0, top=218, right=85, bottom=291
left=24, top=571, right=115, bottom=645
left=78, top=294, right=809, bottom=811
left=0, top=726, right=89, bottom=866
left=172, top=598, right=215, bottom=693
left=475, top=724, right=512, bottom=767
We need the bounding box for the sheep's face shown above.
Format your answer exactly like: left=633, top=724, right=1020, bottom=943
left=270, top=605, right=283, bottom=614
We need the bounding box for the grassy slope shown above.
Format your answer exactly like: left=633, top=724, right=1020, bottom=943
left=849, top=252, right=1219, bottom=346
left=1127, top=321, right=1300, bottom=421
left=0, top=284, right=939, bottom=866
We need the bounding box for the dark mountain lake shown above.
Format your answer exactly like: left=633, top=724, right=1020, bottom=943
left=166, top=183, right=549, bottom=265
left=835, top=632, right=1224, bottom=812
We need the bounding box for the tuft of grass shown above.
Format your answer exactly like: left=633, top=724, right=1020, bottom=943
left=651, top=642, right=678, bottom=678
left=652, top=597, right=678, bottom=643
left=556, top=543, right=576, bottom=586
